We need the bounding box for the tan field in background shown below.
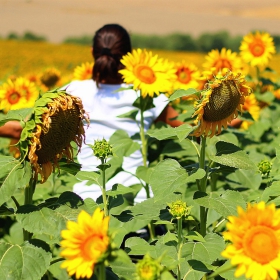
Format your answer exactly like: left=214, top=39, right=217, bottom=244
left=1, top=0, right=280, bottom=43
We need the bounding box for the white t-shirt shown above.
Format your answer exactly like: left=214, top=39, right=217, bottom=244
left=65, top=79, right=168, bottom=202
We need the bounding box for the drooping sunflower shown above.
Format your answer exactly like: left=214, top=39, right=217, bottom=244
left=18, top=89, right=88, bottom=182
left=173, top=61, right=200, bottom=91
left=0, top=77, right=39, bottom=113
left=119, top=48, right=176, bottom=98
left=73, top=62, right=94, bottom=81
left=203, top=48, right=243, bottom=75
left=222, top=201, right=280, bottom=280
left=60, top=208, right=110, bottom=279
left=240, top=31, right=276, bottom=67
left=192, top=69, right=252, bottom=137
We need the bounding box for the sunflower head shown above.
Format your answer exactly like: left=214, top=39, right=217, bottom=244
left=192, top=69, right=252, bottom=137
left=203, top=48, right=243, bottom=75
left=60, top=208, right=111, bottom=279
left=18, top=89, right=88, bottom=182
left=0, top=77, right=39, bottom=113
left=40, top=67, right=61, bottom=89
left=240, top=31, right=276, bottom=67
left=73, top=62, right=94, bottom=81
left=173, top=61, right=200, bottom=91
left=119, top=48, right=176, bottom=98
left=221, top=201, right=280, bottom=280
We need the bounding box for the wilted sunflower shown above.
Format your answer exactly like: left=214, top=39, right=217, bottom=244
left=173, top=61, right=200, bottom=91
left=119, top=48, right=176, bottom=98
left=18, top=89, right=88, bottom=182
left=222, top=201, right=280, bottom=280
left=240, top=31, right=276, bottom=67
left=203, top=48, right=243, bottom=75
left=192, top=69, right=252, bottom=137
left=73, top=62, right=94, bottom=81
left=0, top=77, right=39, bottom=113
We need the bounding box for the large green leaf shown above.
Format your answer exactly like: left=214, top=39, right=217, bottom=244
left=0, top=160, right=31, bottom=206
left=125, top=237, right=156, bottom=256
left=0, top=241, right=52, bottom=280
left=149, top=159, right=189, bottom=201
left=208, top=141, right=257, bottom=170
left=109, top=249, right=136, bottom=280
left=181, top=233, right=225, bottom=264
left=194, top=190, right=246, bottom=218
left=110, top=129, right=140, bottom=157
left=147, top=126, right=177, bottom=140
left=16, top=205, right=80, bottom=244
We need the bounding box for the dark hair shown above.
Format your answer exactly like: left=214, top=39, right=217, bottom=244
left=92, top=24, right=132, bottom=84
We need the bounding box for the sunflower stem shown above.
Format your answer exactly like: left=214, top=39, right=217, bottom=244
left=177, top=217, right=183, bottom=280
left=101, top=158, right=109, bottom=217
left=96, top=262, right=106, bottom=280
left=198, top=136, right=208, bottom=236
left=23, top=174, right=37, bottom=241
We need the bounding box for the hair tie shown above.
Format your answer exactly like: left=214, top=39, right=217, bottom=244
left=101, top=47, right=112, bottom=56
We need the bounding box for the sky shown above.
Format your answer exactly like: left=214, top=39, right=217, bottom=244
left=1, top=0, right=280, bottom=43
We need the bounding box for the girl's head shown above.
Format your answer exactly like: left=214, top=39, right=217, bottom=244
left=92, top=24, right=132, bottom=84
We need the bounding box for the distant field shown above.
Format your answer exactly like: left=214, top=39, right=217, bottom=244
left=0, top=40, right=279, bottom=82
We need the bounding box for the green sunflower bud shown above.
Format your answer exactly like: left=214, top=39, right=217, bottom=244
left=88, top=138, right=113, bottom=160
left=258, top=159, right=272, bottom=176
left=136, top=254, right=163, bottom=280
left=167, top=200, right=191, bottom=219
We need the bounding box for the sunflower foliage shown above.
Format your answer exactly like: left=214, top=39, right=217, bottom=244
left=0, top=32, right=280, bottom=280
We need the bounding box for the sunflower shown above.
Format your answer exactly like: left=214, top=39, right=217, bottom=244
left=119, top=48, right=176, bottom=98
left=240, top=31, right=276, bottom=67
left=40, top=67, right=61, bottom=89
left=240, top=93, right=260, bottom=129
left=60, top=208, right=110, bottom=279
left=73, top=62, right=94, bottom=81
left=222, top=201, right=280, bottom=280
left=173, top=61, right=200, bottom=91
left=18, top=89, right=88, bottom=182
left=203, top=48, right=243, bottom=75
left=192, top=69, right=252, bottom=138
left=0, top=77, right=39, bottom=113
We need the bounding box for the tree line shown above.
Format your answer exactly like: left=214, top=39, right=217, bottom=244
left=2, top=30, right=280, bottom=53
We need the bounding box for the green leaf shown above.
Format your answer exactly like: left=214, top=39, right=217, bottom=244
left=106, top=184, right=136, bottom=196
left=110, top=130, right=140, bottom=157
left=58, top=158, right=81, bottom=175
left=261, top=181, right=280, bottom=203
left=194, top=190, right=246, bottom=218
left=0, top=241, right=52, bottom=280
left=168, top=88, right=198, bottom=102
left=133, top=95, right=155, bottom=111
left=185, top=231, right=205, bottom=242
left=16, top=205, right=80, bottom=244
left=174, top=124, right=195, bottom=141
left=136, top=166, right=153, bottom=184
left=125, top=237, right=156, bottom=255
left=150, top=159, right=189, bottom=201
left=0, top=108, right=33, bottom=125
left=0, top=161, right=32, bottom=206
left=109, top=249, right=136, bottom=280
left=209, top=141, right=257, bottom=170
left=0, top=205, right=14, bottom=216
left=181, top=233, right=225, bottom=264
left=117, top=109, right=139, bottom=120
left=147, top=126, right=177, bottom=140
left=75, top=170, right=101, bottom=186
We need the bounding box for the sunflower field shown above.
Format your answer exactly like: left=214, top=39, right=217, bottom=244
left=1, top=31, right=280, bottom=280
